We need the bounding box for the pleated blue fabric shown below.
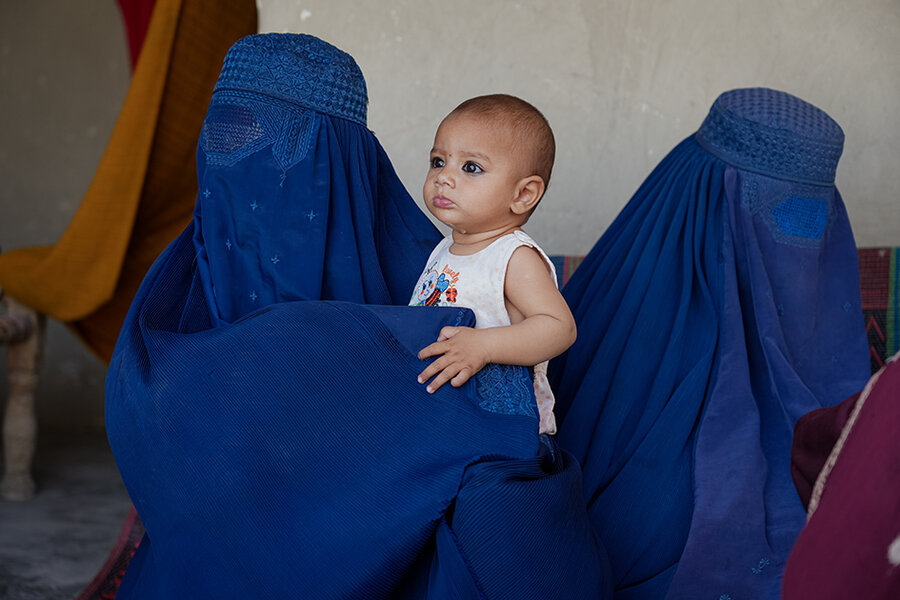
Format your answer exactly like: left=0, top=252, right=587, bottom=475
left=549, top=88, right=870, bottom=599
left=106, top=34, right=611, bottom=599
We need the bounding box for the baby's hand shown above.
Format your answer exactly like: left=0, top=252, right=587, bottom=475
left=417, top=326, right=491, bottom=393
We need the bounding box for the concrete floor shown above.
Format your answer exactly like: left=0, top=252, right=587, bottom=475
left=0, top=429, right=132, bottom=599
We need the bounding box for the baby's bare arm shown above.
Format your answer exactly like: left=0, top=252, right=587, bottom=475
left=494, top=245, right=577, bottom=363
left=417, top=246, right=576, bottom=393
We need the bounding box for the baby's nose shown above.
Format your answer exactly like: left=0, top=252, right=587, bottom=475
left=435, top=170, right=453, bottom=186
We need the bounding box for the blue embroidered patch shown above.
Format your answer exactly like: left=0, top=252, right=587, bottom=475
left=771, top=196, right=828, bottom=239
left=739, top=173, right=833, bottom=249
left=271, top=108, right=318, bottom=172
left=474, top=363, right=536, bottom=418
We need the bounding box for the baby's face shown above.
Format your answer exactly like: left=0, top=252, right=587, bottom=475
left=423, top=114, right=526, bottom=235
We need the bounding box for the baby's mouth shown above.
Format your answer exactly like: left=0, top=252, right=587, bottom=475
left=432, top=196, right=454, bottom=208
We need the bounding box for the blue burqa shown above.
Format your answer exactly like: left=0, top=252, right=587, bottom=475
left=549, top=88, right=870, bottom=599
left=106, top=34, right=611, bottom=599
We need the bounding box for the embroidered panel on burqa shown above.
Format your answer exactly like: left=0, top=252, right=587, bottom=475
left=105, top=34, right=611, bottom=599
left=549, top=88, right=870, bottom=599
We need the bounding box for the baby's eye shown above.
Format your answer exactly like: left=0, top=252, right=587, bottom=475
left=462, top=161, right=483, bottom=174
left=430, top=156, right=444, bottom=169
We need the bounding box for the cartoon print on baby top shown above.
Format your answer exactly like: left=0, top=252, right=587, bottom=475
left=414, top=263, right=459, bottom=306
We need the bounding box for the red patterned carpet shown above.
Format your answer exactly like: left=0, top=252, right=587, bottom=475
left=74, top=508, right=143, bottom=600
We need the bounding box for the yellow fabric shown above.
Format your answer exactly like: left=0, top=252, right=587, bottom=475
left=0, top=0, right=257, bottom=362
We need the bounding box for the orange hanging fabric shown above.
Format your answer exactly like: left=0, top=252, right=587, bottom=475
left=0, top=0, right=257, bottom=362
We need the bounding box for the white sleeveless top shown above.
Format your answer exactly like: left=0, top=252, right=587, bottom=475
left=409, top=230, right=558, bottom=434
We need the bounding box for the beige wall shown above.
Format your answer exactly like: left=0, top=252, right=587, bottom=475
left=260, top=0, right=900, bottom=253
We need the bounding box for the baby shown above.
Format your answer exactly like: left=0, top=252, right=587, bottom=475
left=410, top=94, right=576, bottom=435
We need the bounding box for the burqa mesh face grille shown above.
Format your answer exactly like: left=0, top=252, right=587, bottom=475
left=201, top=102, right=267, bottom=163
left=772, top=196, right=830, bottom=240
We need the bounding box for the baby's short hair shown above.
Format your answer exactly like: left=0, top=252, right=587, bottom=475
left=448, top=94, right=555, bottom=189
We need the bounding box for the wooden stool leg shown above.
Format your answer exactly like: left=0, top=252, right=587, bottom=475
left=1, top=298, right=45, bottom=501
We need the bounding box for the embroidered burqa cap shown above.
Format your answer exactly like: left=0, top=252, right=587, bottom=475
left=106, top=33, right=612, bottom=598
left=550, top=87, right=869, bottom=599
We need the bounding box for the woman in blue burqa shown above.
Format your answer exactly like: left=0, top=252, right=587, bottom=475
left=106, top=34, right=611, bottom=599
left=549, top=88, right=870, bottom=598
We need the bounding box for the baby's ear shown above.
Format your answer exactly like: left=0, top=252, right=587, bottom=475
left=510, top=176, right=545, bottom=216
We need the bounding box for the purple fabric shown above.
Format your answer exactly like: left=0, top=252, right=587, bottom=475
left=782, top=357, right=900, bottom=599
left=790, top=390, right=860, bottom=509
